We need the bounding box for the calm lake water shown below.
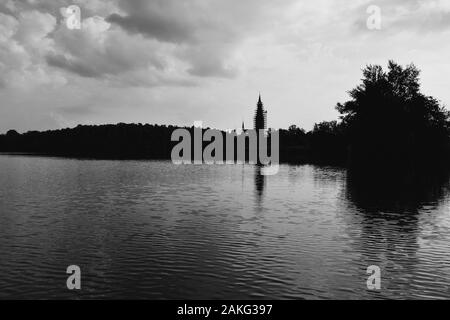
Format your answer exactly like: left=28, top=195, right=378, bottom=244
left=0, top=154, right=450, bottom=299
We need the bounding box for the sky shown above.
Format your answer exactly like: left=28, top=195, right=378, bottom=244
left=1, top=0, right=450, bottom=133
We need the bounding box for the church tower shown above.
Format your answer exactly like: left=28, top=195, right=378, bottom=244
left=254, top=94, right=267, bottom=131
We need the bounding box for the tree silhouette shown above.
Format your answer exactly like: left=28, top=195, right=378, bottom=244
left=336, top=60, right=450, bottom=172
left=309, top=120, right=347, bottom=164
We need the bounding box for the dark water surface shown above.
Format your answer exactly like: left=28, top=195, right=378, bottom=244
left=1, top=154, right=450, bottom=299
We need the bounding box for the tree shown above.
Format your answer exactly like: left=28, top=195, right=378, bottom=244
left=336, top=61, right=450, bottom=172
left=309, top=121, right=347, bottom=164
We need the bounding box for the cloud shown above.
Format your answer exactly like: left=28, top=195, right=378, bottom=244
left=105, top=0, right=297, bottom=78
left=4, top=0, right=450, bottom=91
left=0, top=0, right=15, bottom=16
left=105, top=0, right=207, bottom=44
left=46, top=53, right=100, bottom=78
left=182, top=44, right=238, bottom=78
left=0, top=0, right=197, bottom=88
left=106, top=12, right=195, bottom=44
left=14, top=10, right=56, bottom=52
left=0, top=10, right=65, bottom=89
left=1, top=0, right=300, bottom=86
left=352, top=0, right=450, bottom=34
left=46, top=15, right=195, bottom=86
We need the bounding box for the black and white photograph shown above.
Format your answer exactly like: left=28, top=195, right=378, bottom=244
left=1, top=0, right=450, bottom=307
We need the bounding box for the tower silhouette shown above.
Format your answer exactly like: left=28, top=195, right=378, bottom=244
left=254, top=94, right=267, bottom=130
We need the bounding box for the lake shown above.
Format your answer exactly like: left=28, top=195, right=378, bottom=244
left=0, top=154, right=450, bottom=299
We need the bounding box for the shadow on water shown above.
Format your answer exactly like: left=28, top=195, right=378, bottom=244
left=341, top=167, right=450, bottom=298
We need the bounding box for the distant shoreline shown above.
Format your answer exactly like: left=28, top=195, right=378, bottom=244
left=0, top=151, right=318, bottom=165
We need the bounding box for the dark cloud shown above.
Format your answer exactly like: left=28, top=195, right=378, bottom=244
left=187, top=63, right=236, bottom=78
left=0, top=2, right=14, bottom=16
left=104, top=0, right=237, bottom=78
left=106, top=5, right=236, bottom=78
left=106, top=0, right=198, bottom=41
left=46, top=53, right=100, bottom=78
left=106, top=12, right=195, bottom=44
left=183, top=45, right=237, bottom=78
left=103, top=0, right=287, bottom=78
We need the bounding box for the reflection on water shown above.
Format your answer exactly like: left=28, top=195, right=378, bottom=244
left=254, top=166, right=265, bottom=206
left=0, top=154, right=450, bottom=299
left=342, top=172, right=450, bottom=299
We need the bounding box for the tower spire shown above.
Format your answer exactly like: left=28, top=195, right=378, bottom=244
left=254, top=93, right=266, bottom=130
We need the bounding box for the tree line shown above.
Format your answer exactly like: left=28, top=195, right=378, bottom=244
left=1, top=61, right=449, bottom=171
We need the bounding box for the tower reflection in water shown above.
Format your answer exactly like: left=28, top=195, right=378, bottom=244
left=254, top=165, right=266, bottom=206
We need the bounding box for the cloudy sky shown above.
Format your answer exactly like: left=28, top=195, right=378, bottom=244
left=1, top=0, right=450, bottom=133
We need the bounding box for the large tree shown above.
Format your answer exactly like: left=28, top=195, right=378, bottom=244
left=336, top=61, right=450, bottom=171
